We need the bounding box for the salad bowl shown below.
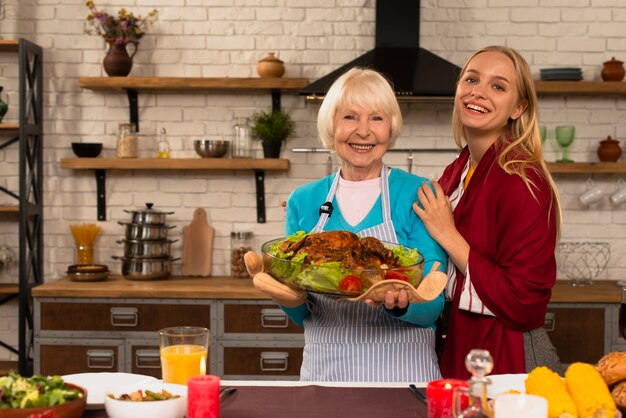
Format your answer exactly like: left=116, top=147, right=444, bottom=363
left=261, top=231, right=424, bottom=297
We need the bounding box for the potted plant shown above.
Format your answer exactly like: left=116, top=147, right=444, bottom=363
left=251, top=109, right=295, bottom=158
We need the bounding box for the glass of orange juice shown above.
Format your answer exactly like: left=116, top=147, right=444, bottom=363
left=159, top=326, right=209, bottom=385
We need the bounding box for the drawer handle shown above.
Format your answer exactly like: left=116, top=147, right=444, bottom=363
left=259, top=351, right=289, bottom=372
left=110, top=307, right=138, bottom=327
left=261, top=308, right=288, bottom=329
left=544, top=312, right=556, bottom=332
left=135, top=349, right=161, bottom=369
left=86, top=349, right=115, bottom=369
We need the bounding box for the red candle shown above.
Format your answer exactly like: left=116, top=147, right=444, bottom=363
left=426, top=379, right=468, bottom=418
left=187, top=375, right=221, bottom=418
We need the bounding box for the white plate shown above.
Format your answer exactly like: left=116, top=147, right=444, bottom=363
left=62, top=372, right=158, bottom=409
left=487, top=373, right=527, bottom=399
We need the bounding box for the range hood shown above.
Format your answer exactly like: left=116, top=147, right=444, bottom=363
left=300, top=0, right=461, bottom=100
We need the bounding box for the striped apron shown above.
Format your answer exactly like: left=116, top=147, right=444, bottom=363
left=300, top=165, right=441, bottom=382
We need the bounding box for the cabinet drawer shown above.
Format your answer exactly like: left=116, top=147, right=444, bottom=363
left=40, top=301, right=211, bottom=332
left=221, top=301, right=303, bottom=336
left=545, top=305, right=607, bottom=364
left=38, top=338, right=124, bottom=375
left=127, top=343, right=162, bottom=379
left=219, top=341, right=303, bottom=378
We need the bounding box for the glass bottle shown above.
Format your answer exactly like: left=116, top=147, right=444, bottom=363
left=157, top=127, right=171, bottom=158
left=232, top=117, right=253, bottom=158
left=231, top=231, right=253, bottom=278
left=453, top=349, right=495, bottom=418
left=0, top=86, right=8, bottom=123
left=116, top=122, right=138, bottom=158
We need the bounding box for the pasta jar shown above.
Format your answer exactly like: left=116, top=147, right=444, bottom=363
left=116, top=122, right=138, bottom=158
left=230, top=231, right=253, bottom=278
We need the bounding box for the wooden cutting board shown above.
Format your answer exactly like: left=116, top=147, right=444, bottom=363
left=182, top=208, right=214, bottom=276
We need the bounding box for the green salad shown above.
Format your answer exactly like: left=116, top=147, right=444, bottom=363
left=0, top=372, right=83, bottom=409
left=264, top=231, right=423, bottom=295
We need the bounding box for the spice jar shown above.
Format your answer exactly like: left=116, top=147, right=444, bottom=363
left=231, top=231, right=253, bottom=278
left=116, top=122, right=138, bottom=158
left=232, top=117, right=253, bottom=158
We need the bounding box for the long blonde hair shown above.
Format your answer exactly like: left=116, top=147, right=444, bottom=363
left=452, top=46, right=562, bottom=234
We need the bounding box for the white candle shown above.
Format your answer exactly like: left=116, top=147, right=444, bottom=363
left=494, top=393, right=548, bottom=418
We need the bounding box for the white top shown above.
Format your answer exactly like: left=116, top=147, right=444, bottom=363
left=336, top=176, right=381, bottom=226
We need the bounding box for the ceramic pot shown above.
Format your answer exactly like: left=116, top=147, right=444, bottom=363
left=262, top=142, right=282, bottom=158
left=103, top=41, right=137, bottom=77
left=601, top=57, right=625, bottom=82
left=257, top=52, right=285, bottom=78
left=597, top=135, right=622, bottom=162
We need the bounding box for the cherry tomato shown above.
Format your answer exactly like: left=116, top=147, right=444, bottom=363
left=338, top=275, right=363, bottom=293
left=385, top=270, right=409, bottom=282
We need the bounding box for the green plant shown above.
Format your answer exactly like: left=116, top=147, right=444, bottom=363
left=85, top=0, right=158, bottom=45
left=251, top=110, right=295, bottom=145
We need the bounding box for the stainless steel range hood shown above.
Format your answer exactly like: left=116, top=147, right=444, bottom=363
left=300, top=0, right=461, bottom=101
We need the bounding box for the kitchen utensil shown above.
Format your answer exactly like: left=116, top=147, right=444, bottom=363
left=408, top=384, right=427, bottom=404
left=70, top=223, right=102, bottom=265
left=119, top=222, right=176, bottom=240
left=112, top=255, right=179, bottom=280
left=71, top=142, right=103, bottom=158
left=557, top=242, right=610, bottom=286
left=118, top=238, right=177, bottom=257
left=194, top=139, right=229, bottom=158
left=220, top=386, right=237, bottom=402
left=66, top=264, right=109, bottom=282
left=182, top=208, right=214, bottom=276
left=124, top=202, right=174, bottom=225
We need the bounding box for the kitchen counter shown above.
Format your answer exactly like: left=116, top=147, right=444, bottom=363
left=32, top=275, right=623, bottom=303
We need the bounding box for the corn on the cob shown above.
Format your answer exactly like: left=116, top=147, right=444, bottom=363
left=565, top=362, right=616, bottom=418
left=525, top=366, right=578, bottom=418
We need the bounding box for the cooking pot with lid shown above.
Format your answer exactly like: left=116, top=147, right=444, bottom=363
left=117, top=239, right=178, bottom=258
left=119, top=222, right=176, bottom=240
left=124, top=202, right=174, bottom=225
left=112, top=255, right=180, bottom=280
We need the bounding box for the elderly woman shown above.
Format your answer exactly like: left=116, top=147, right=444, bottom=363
left=247, top=67, right=447, bottom=382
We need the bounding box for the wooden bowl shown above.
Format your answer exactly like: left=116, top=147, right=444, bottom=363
left=1, top=383, right=87, bottom=418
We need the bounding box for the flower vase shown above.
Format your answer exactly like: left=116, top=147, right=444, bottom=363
left=103, top=41, right=137, bottom=77
left=0, top=86, right=8, bottom=123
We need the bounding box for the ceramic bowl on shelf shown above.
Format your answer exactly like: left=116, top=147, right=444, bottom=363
left=71, top=142, right=103, bottom=158
left=194, top=139, right=229, bottom=158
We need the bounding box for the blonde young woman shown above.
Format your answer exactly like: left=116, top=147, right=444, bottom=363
left=414, top=46, right=563, bottom=379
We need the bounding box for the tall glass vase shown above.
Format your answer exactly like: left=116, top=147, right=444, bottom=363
left=103, top=41, right=137, bottom=77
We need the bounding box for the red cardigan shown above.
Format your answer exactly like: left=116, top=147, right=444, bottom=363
left=439, top=145, right=557, bottom=379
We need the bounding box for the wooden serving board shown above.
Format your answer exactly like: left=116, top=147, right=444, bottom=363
left=182, top=208, right=214, bottom=276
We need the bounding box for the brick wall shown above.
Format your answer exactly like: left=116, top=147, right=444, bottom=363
left=0, top=0, right=625, bottom=360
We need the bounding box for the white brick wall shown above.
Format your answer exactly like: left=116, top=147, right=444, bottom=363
left=0, top=0, right=625, bottom=360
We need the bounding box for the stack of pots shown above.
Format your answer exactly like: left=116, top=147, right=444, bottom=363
left=115, top=203, right=178, bottom=280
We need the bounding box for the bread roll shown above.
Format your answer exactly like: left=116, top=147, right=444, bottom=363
left=612, top=380, right=626, bottom=409
left=596, top=351, right=626, bottom=385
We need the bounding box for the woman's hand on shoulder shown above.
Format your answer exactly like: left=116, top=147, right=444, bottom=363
left=413, top=180, right=455, bottom=246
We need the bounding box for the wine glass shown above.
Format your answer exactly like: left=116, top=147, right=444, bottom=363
left=620, top=287, right=626, bottom=341
left=540, top=125, right=547, bottom=144
left=555, top=125, right=575, bottom=162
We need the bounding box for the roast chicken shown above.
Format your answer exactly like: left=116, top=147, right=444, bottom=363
left=278, top=231, right=399, bottom=287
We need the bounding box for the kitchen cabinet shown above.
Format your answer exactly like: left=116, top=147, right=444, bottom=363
left=32, top=276, right=304, bottom=380
left=0, top=39, right=43, bottom=375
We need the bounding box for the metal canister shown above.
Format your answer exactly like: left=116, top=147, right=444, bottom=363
left=231, top=231, right=253, bottom=278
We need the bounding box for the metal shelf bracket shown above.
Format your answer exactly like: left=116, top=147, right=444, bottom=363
left=254, top=170, right=266, bottom=223
left=126, top=89, right=139, bottom=131
left=95, top=169, right=106, bottom=220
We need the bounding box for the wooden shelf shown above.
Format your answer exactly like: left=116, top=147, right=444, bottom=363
left=0, top=206, right=18, bottom=213
left=0, top=40, right=18, bottom=53
left=535, top=80, right=626, bottom=95
left=0, top=124, right=19, bottom=132
left=60, top=157, right=289, bottom=171
left=546, top=162, right=626, bottom=174
left=78, top=77, right=309, bottom=92
left=0, top=284, right=18, bottom=295
left=60, top=158, right=290, bottom=222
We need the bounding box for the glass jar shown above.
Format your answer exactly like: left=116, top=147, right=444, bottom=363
left=76, top=244, right=94, bottom=265
left=116, top=122, right=138, bottom=158
left=157, top=127, right=171, bottom=158
left=231, top=231, right=253, bottom=278
left=232, top=117, right=253, bottom=158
